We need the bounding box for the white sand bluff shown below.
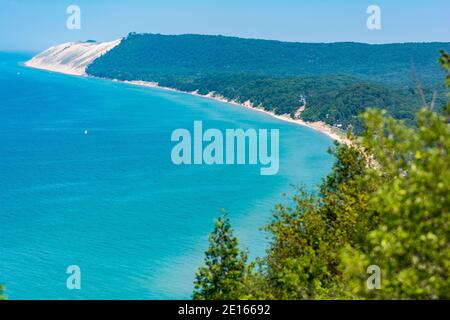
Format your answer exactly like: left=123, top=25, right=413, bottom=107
left=25, top=39, right=121, bottom=76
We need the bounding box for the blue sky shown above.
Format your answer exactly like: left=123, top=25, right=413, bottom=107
left=1, top=0, right=449, bottom=51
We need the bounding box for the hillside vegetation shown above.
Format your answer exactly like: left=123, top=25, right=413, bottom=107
left=87, top=33, right=449, bottom=131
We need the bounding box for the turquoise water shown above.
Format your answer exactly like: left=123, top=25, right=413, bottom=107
left=0, top=52, right=334, bottom=299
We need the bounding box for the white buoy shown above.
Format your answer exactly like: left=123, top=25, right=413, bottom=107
left=84, top=129, right=88, bottom=135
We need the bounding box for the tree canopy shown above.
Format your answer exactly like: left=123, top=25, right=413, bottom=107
left=193, top=212, right=248, bottom=300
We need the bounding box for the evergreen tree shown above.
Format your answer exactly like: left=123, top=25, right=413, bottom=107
left=193, top=212, right=248, bottom=300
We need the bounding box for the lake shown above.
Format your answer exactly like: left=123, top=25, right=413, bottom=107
left=0, top=52, right=334, bottom=299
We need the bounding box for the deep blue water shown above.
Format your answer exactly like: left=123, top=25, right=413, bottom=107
left=0, top=52, right=334, bottom=299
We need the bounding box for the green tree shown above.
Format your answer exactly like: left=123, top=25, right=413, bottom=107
left=257, top=139, right=379, bottom=299
left=341, top=52, right=450, bottom=299
left=193, top=212, right=248, bottom=300
left=439, top=50, right=450, bottom=88
left=439, top=50, right=450, bottom=116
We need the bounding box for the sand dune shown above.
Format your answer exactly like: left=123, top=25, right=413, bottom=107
left=25, top=39, right=121, bottom=75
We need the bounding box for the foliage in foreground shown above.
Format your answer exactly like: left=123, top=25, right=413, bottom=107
left=194, top=52, right=450, bottom=299
left=341, top=51, right=450, bottom=299
left=193, top=212, right=248, bottom=300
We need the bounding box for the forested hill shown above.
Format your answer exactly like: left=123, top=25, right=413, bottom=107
left=87, top=33, right=450, bottom=131
left=88, top=33, right=447, bottom=83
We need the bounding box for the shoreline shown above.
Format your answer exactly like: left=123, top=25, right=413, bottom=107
left=24, top=62, right=350, bottom=144
left=122, top=80, right=350, bottom=144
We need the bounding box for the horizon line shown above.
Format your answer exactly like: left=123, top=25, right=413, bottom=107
left=3, top=32, right=450, bottom=53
